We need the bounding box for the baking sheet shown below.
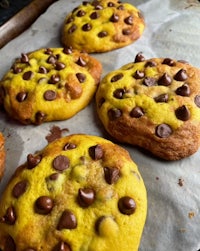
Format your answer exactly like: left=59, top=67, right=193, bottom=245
left=1, top=0, right=200, bottom=250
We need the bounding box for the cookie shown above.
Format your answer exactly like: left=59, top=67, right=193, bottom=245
left=0, top=47, right=102, bottom=124
left=0, top=132, right=5, bottom=179
left=96, top=53, right=200, bottom=160
left=0, top=134, right=147, bottom=251
left=61, top=0, right=145, bottom=53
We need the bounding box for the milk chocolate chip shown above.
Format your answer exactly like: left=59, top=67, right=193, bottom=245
left=35, top=196, right=54, bottom=215
left=57, top=210, right=77, bottom=230
left=118, top=196, right=136, bottom=215
left=104, top=167, right=120, bottom=184
left=88, top=144, right=103, bottom=160
left=155, top=124, right=173, bottom=138
left=78, top=188, right=95, bottom=207
left=53, top=155, right=70, bottom=171
left=12, top=180, right=28, bottom=198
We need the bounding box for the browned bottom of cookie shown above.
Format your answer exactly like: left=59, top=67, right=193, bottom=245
left=0, top=133, right=5, bottom=179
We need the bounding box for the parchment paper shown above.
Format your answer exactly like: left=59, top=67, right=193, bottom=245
left=1, top=0, right=200, bottom=250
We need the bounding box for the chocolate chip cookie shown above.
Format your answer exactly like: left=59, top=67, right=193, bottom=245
left=61, top=0, right=145, bottom=53
left=0, top=47, right=102, bottom=124
left=0, top=134, right=147, bottom=251
left=96, top=53, right=200, bottom=160
left=0, top=132, right=5, bottom=179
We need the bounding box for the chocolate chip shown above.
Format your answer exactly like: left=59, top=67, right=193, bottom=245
left=122, top=29, right=132, bottom=35
left=104, top=167, right=120, bottom=184
left=124, top=15, right=133, bottom=25
left=117, top=4, right=125, bottom=10
left=12, top=180, right=28, bottom=198
left=95, top=216, right=106, bottom=234
left=35, top=196, right=54, bottom=215
left=35, top=111, right=46, bottom=124
left=162, top=58, right=175, bottom=66
left=175, top=105, right=190, bottom=121
left=49, top=74, right=60, bottom=84
left=143, top=77, right=156, bottom=86
left=68, top=24, right=77, bottom=34
left=57, top=210, right=77, bottom=230
left=76, top=73, right=86, bottom=83
left=155, top=124, right=173, bottom=138
left=194, top=95, right=200, bottom=108
left=108, top=1, right=115, bottom=7
left=44, top=90, right=57, bottom=101
left=20, top=53, right=29, bottom=63
left=145, top=61, right=157, bottom=67
left=174, top=69, right=188, bottom=81
left=154, top=93, right=169, bottom=103
left=110, top=13, right=119, bottom=22
left=89, top=144, right=103, bottom=160
left=12, top=65, right=22, bottom=74
left=175, top=83, right=190, bottom=97
left=158, top=73, right=172, bottom=86
left=55, top=62, right=66, bottom=70
left=98, top=97, right=105, bottom=108
left=134, top=52, right=145, bottom=62
left=63, top=47, right=73, bottom=54
left=130, top=106, right=144, bottom=118
left=45, top=48, right=53, bottom=55
left=78, top=188, right=95, bottom=207
left=108, top=108, right=122, bottom=120
left=118, top=196, right=136, bottom=215
left=82, top=23, right=92, bottom=31
left=47, top=55, right=57, bottom=64
left=39, top=66, right=48, bottom=74
left=53, top=155, right=70, bottom=171
left=92, top=1, right=103, bottom=10
left=53, top=242, right=71, bottom=251
left=113, top=88, right=125, bottom=99
left=49, top=173, right=60, bottom=180
left=98, top=31, right=108, bottom=38
left=23, top=71, right=34, bottom=80
left=77, top=9, right=86, bottom=17
left=111, top=73, right=123, bottom=82
left=16, top=92, right=27, bottom=102
left=4, top=236, right=16, bottom=251
left=90, top=11, right=99, bottom=19
left=63, top=143, right=77, bottom=150
left=27, top=154, right=42, bottom=169
left=0, top=206, right=16, bottom=225
left=133, top=70, right=145, bottom=79
left=76, top=57, right=87, bottom=67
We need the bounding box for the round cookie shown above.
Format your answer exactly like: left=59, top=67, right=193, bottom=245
left=96, top=53, right=200, bottom=160
left=0, top=132, right=5, bottom=179
left=61, top=0, right=145, bottom=53
left=0, top=47, right=102, bottom=124
left=0, top=134, right=147, bottom=251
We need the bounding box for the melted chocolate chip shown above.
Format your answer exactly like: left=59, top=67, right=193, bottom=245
left=108, top=108, right=122, bottom=120
left=175, top=83, right=190, bottom=97
left=175, top=105, right=190, bottom=121
left=76, top=73, right=86, bottom=83
left=35, top=196, right=54, bottom=215
left=88, top=144, right=103, bottom=160
left=76, top=57, right=87, bottom=67
left=16, top=92, right=27, bottom=102
left=143, top=77, right=156, bottom=86
left=113, top=88, right=125, bottom=99
left=124, top=15, right=133, bottom=25
left=12, top=180, right=28, bottom=198
left=55, top=62, right=66, bottom=70
left=110, top=13, right=119, bottom=22
left=53, top=155, right=70, bottom=171
left=194, top=95, right=200, bottom=108
left=35, top=111, right=46, bottom=124
left=158, top=73, right=172, bottom=86
left=154, top=93, right=169, bottom=103
left=68, top=24, right=77, bottom=34
left=0, top=207, right=16, bottom=225
left=39, top=66, right=48, bottom=74
left=118, top=196, right=136, bottom=215
left=4, top=236, right=16, bottom=251
left=104, top=167, right=120, bottom=184
left=27, top=154, right=42, bottom=169
left=82, top=23, right=92, bottom=31
left=98, top=31, right=108, bottom=38
left=78, top=188, right=95, bottom=207
left=162, top=58, right=175, bottom=66
left=111, top=73, right=123, bottom=82
left=130, top=106, right=144, bottom=118
left=155, top=124, right=173, bottom=138
left=53, top=242, right=71, bottom=251
left=57, top=210, right=77, bottom=230
left=133, top=70, right=144, bottom=79
left=44, top=90, right=57, bottom=101
left=134, top=52, right=145, bottom=62
left=23, top=71, right=34, bottom=80
left=77, top=9, right=86, bottom=17
left=174, top=69, right=188, bottom=81
left=21, top=53, right=29, bottom=63
left=90, top=11, right=99, bottom=19
left=63, top=143, right=77, bottom=150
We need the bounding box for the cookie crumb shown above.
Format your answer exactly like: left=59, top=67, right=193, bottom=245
left=178, top=178, right=184, bottom=187
left=188, top=211, right=195, bottom=219
left=179, top=228, right=186, bottom=233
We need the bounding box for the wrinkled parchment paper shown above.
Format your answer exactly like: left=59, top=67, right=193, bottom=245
left=1, top=0, right=200, bottom=250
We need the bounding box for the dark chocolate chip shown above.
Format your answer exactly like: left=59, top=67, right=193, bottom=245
left=77, top=9, right=86, bottom=17
left=158, top=73, right=172, bottom=86
left=133, top=70, right=144, bottom=79
left=39, top=66, right=48, bottom=74
left=130, top=106, right=144, bottom=118
left=4, top=235, right=16, bottom=251
left=134, top=52, right=145, bottom=63
left=88, top=144, right=103, bottom=160
left=76, top=57, right=87, bottom=67
left=44, top=90, right=57, bottom=101
left=175, top=105, right=190, bottom=121
left=47, top=55, right=57, bottom=64
left=113, top=88, right=125, bottom=99
left=53, top=241, right=71, bottom=251
left=162, top=58, right=175, bottom=66
left=35, top=196, right=54, bottom=215
left=82, top=23, right=92, bottom=31
left=76, top=73, right=86, bottom=83
left=21, top=53, right=29, bottom=63
left=63, top=47, right=73, bottom=54
left=16, top=92, right=27, bottom=102
left=53, top=155, right=70, bottom=171
left=104, top=167, right=120, bottom=184
left=143, top=77, right=156, bottom=86
left=78, top=188, right=95, bottom=207
left=174, top=69, right=188, bottom=81
left=95, top=216, right=106, bottom=234
left=108, top=108, right=122, bottom=120
left=118, top=196, right=136, bottom=215
left=145, top=61, right=157, bottom=67
left=175, top=83, right=190, bottom=97
left=0, top=207, right=16, bottom=225
left=110, top=13, right=119, bottom=22
left=194, top=95, right=200, bottom=108
left=55, top=62, right=66, bottom=70
left=110, top=73, right=123, bottom=82
left=63, top=143, right=77, bottom=150
left=98, top=31, right=108, bottom=38
left=90, top=11, right=99, bottom=19
left=12, top=180, right=28, bottom=198
left=124, top=15, right=133, bottom=25
left=27, top=154, right=42, bottom=169
left=35, top=111, right=46, bottom=124
left=155, top=124, right=173, bottom=138
left=68, top=24, right=77, bottom=34
left=23, top=71, right=33, bottom=80
left=49, top=74, right=60, bottom=84
left=154, top=93, right=169, bottom=103
left=57, top=210, right=77, bottom=230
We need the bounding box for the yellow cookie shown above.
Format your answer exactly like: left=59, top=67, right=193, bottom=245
left=0, top=47, right=102, bottom=124
left=96, top=53, right=200, bottom=160
left=0, top=134, right=147, bottom=251
left=61, top=0, right=145, bottom=53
